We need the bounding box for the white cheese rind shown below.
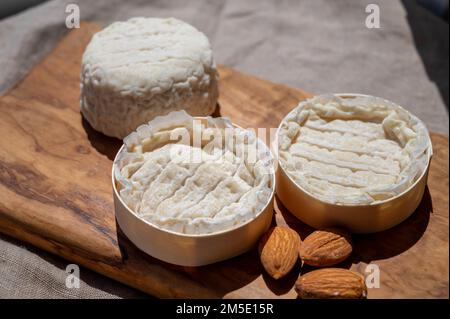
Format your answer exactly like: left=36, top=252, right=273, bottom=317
left=277, top=94, right=431, bottom=205
left=115, top=111, right=274, bottom=235
left=81, top=17, right=219, bottom=139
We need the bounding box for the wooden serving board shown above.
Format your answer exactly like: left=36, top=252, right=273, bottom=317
left=0, top=22, right=448, bottom=299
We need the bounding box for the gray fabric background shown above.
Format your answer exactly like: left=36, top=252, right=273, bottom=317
left=0, top=0, right=448, bottom=298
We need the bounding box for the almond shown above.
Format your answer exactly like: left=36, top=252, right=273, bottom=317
left=258, top=226, right=301, bottom=279
left=295, top=268, right=367, bottom=299
left=299, top=227, right=352, bottom=267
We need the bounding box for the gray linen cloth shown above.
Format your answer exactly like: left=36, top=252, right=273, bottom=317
left=0, top=0, right=448, bottom=298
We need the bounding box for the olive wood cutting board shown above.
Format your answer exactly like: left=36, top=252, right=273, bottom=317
left=0, top=22, right=448, bottom=298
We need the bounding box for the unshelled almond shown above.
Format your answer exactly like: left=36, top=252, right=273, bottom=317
left=259, top=226, right=301, bottom=280
left=299, top=227, right=352, bottom=267
left=295, top=268, right=367, bottom=299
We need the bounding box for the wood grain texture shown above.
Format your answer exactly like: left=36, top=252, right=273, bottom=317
left=0, top=22, right=448, bottom=298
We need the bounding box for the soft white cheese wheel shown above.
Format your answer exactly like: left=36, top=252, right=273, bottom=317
left=114, top=111, right=274, bottom=235
left=277, top=94, right=431, bottom=205
left=80, top=17, right=219, bottom=139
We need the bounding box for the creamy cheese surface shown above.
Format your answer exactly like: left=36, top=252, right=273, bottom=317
left=115, top=111, right=274, bottom=235
left=277, top=94, right=431, bottom=205
left=81, top=17, right=218, bottom=139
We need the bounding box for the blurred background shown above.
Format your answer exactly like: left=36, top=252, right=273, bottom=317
left=2, top=0, right=448, bottom=21
left=0, top=0, right=448, bottom=20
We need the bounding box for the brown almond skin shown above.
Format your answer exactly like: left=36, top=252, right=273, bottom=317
left=295, top=268, right=367, bottom=299
left=299, top=227, right=352, bottom=267
left=259, top=226, right=301, bottom=280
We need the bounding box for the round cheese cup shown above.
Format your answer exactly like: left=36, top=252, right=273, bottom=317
left=275, top=93, right=433, bottom=233
left=112, top=113, right=275, bottom=266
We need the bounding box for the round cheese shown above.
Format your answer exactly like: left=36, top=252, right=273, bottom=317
left=277, top=94, right=431, bottom=205
left=115, top=111, right=274, bottom=235
left=80, top=17, right=219, bottom=139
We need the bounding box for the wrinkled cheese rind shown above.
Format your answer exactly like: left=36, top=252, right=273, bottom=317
left=116, top=111, right=274, bottom=234
left=277, top=95, right=431, bottom=205
left=81, top=17, right=219, bottom=139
